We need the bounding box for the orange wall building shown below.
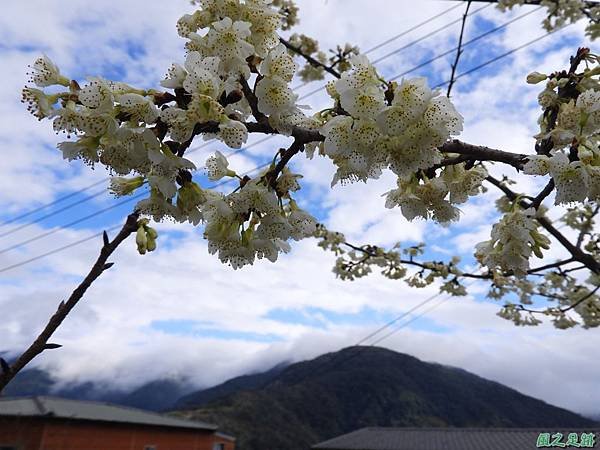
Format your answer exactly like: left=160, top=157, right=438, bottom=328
left=0, top=396, right=234, bottom=450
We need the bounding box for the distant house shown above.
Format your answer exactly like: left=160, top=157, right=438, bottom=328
left=312, top=427, right=600, bottom=450
left=0, top=396, right=235, bottom=450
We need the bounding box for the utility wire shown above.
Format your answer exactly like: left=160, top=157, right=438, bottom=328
left=1, top=5, right=482, bottom=230
left=371, top=3, right=490, bottom=65
left=370, top=296, right=454, bottom=346
left=0, top=190, right=107, bottom=239
left=280, top=291, right=451, bottom=383
left=0, top=179, right=106, bottom=228
left=0, top=226, right=122, bottom=275
left=297, top=5, right=541, bottom=100
left=0, top=162, right=271, bottom=274
left=364, top=2, right=467, bottom=54
left=352, top=290, right=454, bottom=346
left=389, top=6, right=543, bottom=81
left=289, top=3, right=468, bottom=92
left=0, top=196, right=144, bottom=256
left=433, top=26, right=567, bottom=89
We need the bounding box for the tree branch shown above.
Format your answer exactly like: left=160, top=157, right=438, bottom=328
left=240, top=76, right=267, bottom=124
left=176, top=119, right=528, bottom=170
left=342, top=240, right=577, bottom=281
left=0, top=213, right=140, bottom=394
left=440, top=139, right=528, bottom=169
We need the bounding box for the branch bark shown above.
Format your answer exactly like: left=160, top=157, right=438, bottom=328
left=439, top=139, right=528, bottom=169
left=180, top=121, right=527, bottom=170
left=0, top=213, right=140, bottom=394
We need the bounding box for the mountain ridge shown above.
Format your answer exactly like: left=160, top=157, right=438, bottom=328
left=172, top=346, right=596, bottom=450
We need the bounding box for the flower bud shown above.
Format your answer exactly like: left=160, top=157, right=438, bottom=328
left=146, top=234, right=157, bottom=252
left=177, top=181, right=205, bottom=213
left=136, top=226, right=148, bottom=255
left=109, top=176, right=145, bottom=196
left=526, top=71, right=547, bottom=84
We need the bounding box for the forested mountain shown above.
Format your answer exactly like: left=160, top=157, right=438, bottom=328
left=172, top=346, right=596, bottom=450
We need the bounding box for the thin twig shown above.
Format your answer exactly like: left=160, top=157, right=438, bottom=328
left=343, top=241, right=575, bottom=280
left=518, top=285, right=600, bottom=314
left=0, top=213, right=140, bottom=394
left=279, top=37, right=341, bottom=79
left=264, top=139, right=306, bottom=187
left=530, top=179, right=555, bottom=209
left=447, top=0, right=472, bottom=97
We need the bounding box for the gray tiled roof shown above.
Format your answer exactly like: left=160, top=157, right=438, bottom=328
left=312, top=427, right=600, bottom=450
left=0, top=396, right=217, bottom=431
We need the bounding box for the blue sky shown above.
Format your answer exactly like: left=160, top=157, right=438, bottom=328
left=0, top=0, right=599, bottom=416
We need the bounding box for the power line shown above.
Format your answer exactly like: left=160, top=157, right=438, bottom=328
left=384, top=5, right=543, bottom=81
left=0, top=134, right=278, bottom=252
left=0, top=5, right=479, bottom=230
left=289, top=3, right=467, bottom=92
left=371, top=3, right=492, bottom=65
left=0, top=133, right=256, bottom=240
left=297, top=5, right=540, bottom=100
left=0, top=179, right=106, bottom=228
left=280, top=290, right=450, bottom=383
left=433, top=26, right=567, bottom=89
left=364, top=3, right=467, bottom=55
left=0, top=226, right=122, bottom=275
left=0, top=162, right=271, bottom=274
left=0, top=196, right=144, bottom=256
left=0, top=189, right=107, bottom=239
left=370, top=296, right=453, bottom=346
left=353, top=290, right=453, bottom=346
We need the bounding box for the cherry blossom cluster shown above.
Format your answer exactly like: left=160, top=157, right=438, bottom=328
left=21, top=58, right=201, bottom=216
left=475, top=204, right=551, bottom=277
left=523, top=57, right=600, bottom=204
left=202, top=166, right=317, bottom=269
left=316, top=56, right=473, bottom=223
left=20, top=0, right=319, bottom=268
left=384, top=164, right=488, bottom=223
left=493, top=265, right=600, bottom=329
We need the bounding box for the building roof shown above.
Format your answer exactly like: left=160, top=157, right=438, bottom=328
left=0, top=396, right=217, bottom=431
left=312, top=427, right=600, bottom=450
